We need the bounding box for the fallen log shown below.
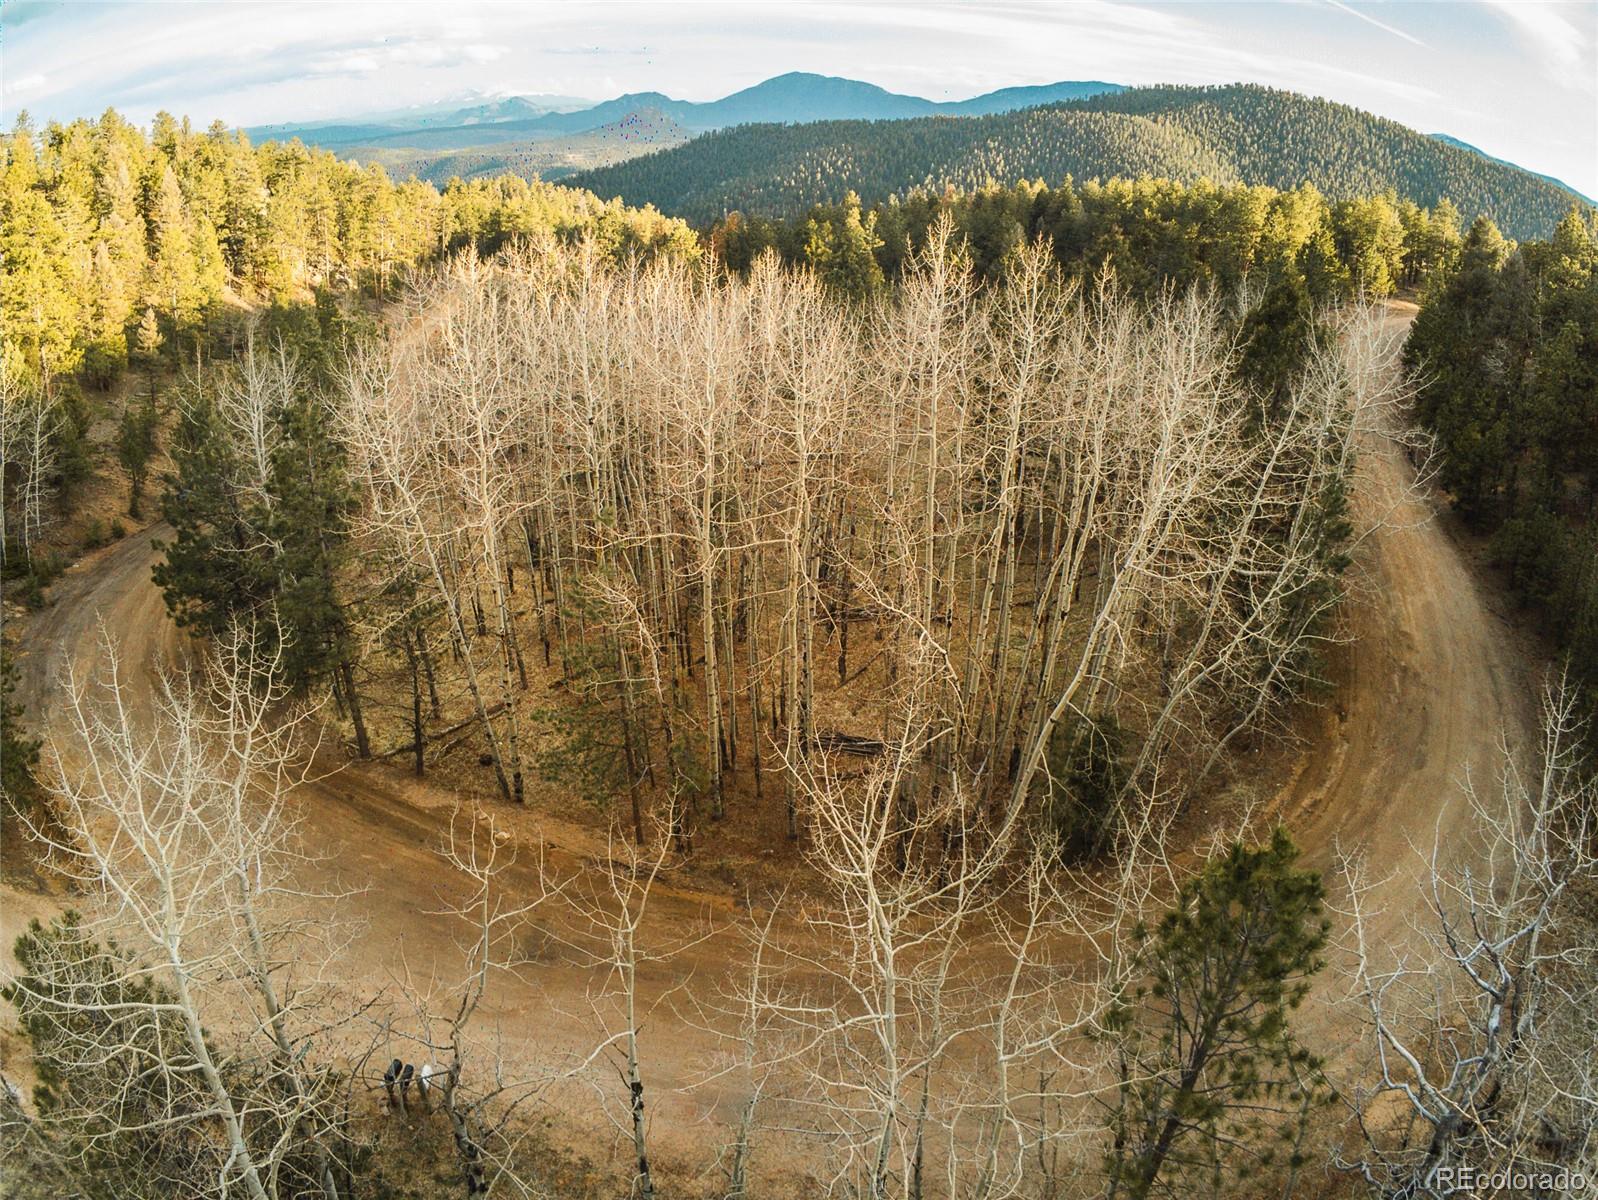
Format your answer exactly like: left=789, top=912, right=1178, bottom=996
left=372, top=702, right=508, bottom=761
left=811, top=730, right=891, bottom=757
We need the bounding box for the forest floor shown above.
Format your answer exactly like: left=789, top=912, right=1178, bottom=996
left=0, top=301, right=1546, bottom=1195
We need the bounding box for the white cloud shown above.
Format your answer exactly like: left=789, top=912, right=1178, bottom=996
left=1479, top=0, right=1595, bottom=90
left=3, top=72, right=48, bottom=97
left=316, top=53, right=380, bottom=76
left=1323, top=0, right=1427, bottom=48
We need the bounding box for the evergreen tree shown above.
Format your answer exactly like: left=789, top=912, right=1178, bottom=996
left=0, top=647, right=41, bottom=814
left=152, top=386, right=276, bottom=636
left=1332, top=194, right=1406, bottom=295
left=1237, top=272, right=1324, bottom=408
left=144, top=161, right=200, bottom=331
left=2, top=119, right=84, bottom=386
left=81, top=240, right=130, bottom=387
left=1104, top=828, right=1329, bottom=1199
left=3, top=913, right=214, bottom=1198
left=1408, top=216, right=1511, bottom=520
left=802, top=193, right=887, bottom=301
left=153, top=308, right=372, bottom=755
left=266, top=380, right=370, bottom=755
left=115, top=391, right=159, bottom=518
left=1409, top=205, right=1598, bottom=717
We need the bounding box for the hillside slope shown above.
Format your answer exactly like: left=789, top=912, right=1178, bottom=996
left=570, top=107, right=1238, bottom=225
left=570, top=83, right=1587, bottom=239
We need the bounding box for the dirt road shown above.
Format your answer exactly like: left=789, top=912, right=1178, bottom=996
left=1274, top=303, right=1535, bottom=887
left=4, top=522, right=744, bottom=1180
left=3, top=302, right=1538, bottom=1183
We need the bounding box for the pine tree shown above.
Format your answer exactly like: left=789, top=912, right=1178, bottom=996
left=4, top=912, right=215, bottom=1194
left=82, top=241, right=130, bottom=387
left=0, top=647, right=41, bottom=814
left=2, top=120, right=84, bottom=386
left=144, top=161, right=200, bottom=329
left=1104, top=828, right=1330, bottom=1199
left=115, top=391, right=159, bottom=519
left=152, top=387, right=276, bottom=636
left=1407, top=216, right=1511, bottom=521
left=267, top=382, right=370, bottom=756
left=1237, top=272, right=1323, bottom=407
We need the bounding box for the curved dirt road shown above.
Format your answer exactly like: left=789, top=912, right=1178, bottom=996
left=4, top=522, right=744, bottom=1177
left=3, top=302, right=1538, bottom=1177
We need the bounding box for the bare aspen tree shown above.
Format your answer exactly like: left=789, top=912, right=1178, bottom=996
left=18, top=632, right=345, bottom=1200
left=567, top=816, right=693, bottom=1200
left=947, top=848, right=1112, bottom=1200
left=342, top=271, right=519, bottom=801
left=651, top=254, right=748, bottom=819
left=424, top=254, right=535, bottom=801
left=1127, top=300, right=1402, bottom=793
left=719, top=902, right=786, bottom=1199
left=0, top=353, right=61, bottom=568
left=1339, top=675, right=1598, bottom=1196
left=391, top=806, right=562, bottom=1196
left=768, top=670, right=1030, bottom=1200
left=1003, top=283, right=1251, bottom=819
left=211, top=324, right=297, bottom=513
left=755, top=254, right=852, bottom=839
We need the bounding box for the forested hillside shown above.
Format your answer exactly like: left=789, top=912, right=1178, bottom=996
left=0, top=109, right=695, bottom=574
left=570, top=107, right=1237, bottom=226
left=1406, top=207, right=1598, bottom=712
left=712, top=176, right=1469, bottom=301
left=570, top=83, right=1589, bottom=239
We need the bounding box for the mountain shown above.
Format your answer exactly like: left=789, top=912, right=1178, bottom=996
left=1429, top=133, right=1592, bottom=205
left=695, top=73, right=1125, bottom=124
left=245, top=74, right=1125, bottom=150
left=692, top=72, right=941, bottom=125
left=492, top=92, right=684, bottom=136
left=432, top=94, right=592, bottom=126
left=245, top=119, right=417, bottom=147
left=567, top=84, right=1589, bottom=240
left=371, top=108, right=694, bottom=185
left=938, top=80, right=1124, bottom=116
left=243, top=92, right=591, bottom=148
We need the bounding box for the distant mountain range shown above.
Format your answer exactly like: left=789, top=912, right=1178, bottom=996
left=244, top=73, right=1125, bottom=150
left=564, top=83, right=1590, bottom=241
left=372, top=108, right=695, bottom=187
left=244, top=92, right=590, bottom=146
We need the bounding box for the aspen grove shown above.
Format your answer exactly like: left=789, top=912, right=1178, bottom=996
left=338, top=223, right=1389, bottom=855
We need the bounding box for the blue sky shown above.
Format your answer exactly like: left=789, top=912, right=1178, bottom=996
left=4, top=1, right=1596, bottom=197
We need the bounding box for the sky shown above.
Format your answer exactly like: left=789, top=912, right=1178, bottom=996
left=4, top=0, right=1596, bottom=197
